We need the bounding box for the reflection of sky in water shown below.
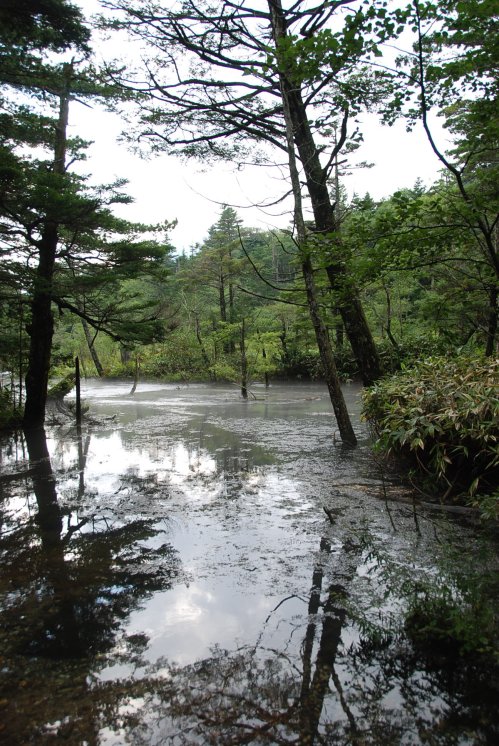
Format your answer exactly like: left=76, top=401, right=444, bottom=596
left=124, top=583, right=276, bottom=667
left=33, top=383, right=327, bottom=673
left=1, top=380, right=495, bottom=745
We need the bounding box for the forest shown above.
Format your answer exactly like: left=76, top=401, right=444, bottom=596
left=1, top=2, right=499, bottom=743
left=0, top=0, right=497, bottom=501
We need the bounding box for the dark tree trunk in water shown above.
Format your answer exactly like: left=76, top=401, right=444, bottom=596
left=299, top=537, right=349, bottom=743
left=268, top=12, right=356, bottom=445
left=268, top=0, right=381, bottom=387
left=23, top=224, right=58, bottom=427
left=24, top=427, right=63, bottom=546
left=129, top=354, right=139, bottom=395
left=23, top=79, right=70, bottom=428
left=302, top=256, right=357, bottom=445
left=75, top=357, right=82, bottom=427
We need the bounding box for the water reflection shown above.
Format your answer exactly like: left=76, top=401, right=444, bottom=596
left=0, top=382, right=497, bottom=744
left=111, top=533, right=497, bottom=745
left=0, top=426, right=183, bottom=743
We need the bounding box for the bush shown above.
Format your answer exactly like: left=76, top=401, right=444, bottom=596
left=278, top=347, right=323, bottom=379
left=0, top=386, right=22, bottom=430
left=362, top=356, right=499, bottom=509
left=376, top=334, right=452, bottom=374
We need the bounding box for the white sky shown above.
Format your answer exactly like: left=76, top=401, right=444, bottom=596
left=73, top=1, right=446, bottom=252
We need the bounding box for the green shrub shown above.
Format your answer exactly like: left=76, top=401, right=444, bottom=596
left=405, top=579, right=497, bottom=659
left=376, top=334, right=453, bottom=374
left=278, top=347, right=323, bottom=379
left=362, top=356, right=499, bottom=509
left=0, top=386, right=22, bottom=430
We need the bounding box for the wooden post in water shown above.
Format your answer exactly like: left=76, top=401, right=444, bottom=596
left=75, top=356, right=82, bottom=427
left=240, top=319, right=248, bottom=399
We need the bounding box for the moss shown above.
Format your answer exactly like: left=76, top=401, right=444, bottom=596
left=47, top=372, right=76, bottom=399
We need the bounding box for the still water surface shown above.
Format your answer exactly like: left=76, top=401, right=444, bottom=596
left=0, top=381, right=497, bottom=744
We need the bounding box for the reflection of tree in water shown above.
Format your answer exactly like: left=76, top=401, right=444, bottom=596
left=118, top=534, right=497, bottom=745
left=1, top=425, right=496, bottom=744
left=183, top=419, right=275, bottom=501
left=119, top=414, right=274, bottom=503
left=0, top=427, right=183, bottom=744
left=117, top=535, right=351, bottom=745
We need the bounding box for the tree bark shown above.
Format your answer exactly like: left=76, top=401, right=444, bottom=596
left=194, top=314, right=212, bottom=374
left=302, top=255, right=357, bottom=445
left=262, top=343, right=270, bottom=388
left=485, top=285, right=498, bottom=356
left=23, top=76, right=70, bottom=428
left=23, top=222, right=60, bottom=427
left=129, top=354, right=139, bottom=395
left=272, top=35, right=356, bottom=445
left=240, top=318, right=248, bottom=399
left=219, top=271, right=227, bottom=323
left=268, top=0, right=382, bottom=386
left=81, top=317, right=104, bottom=376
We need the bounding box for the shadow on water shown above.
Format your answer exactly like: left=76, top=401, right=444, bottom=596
left=0, top=381, right=497, bottom=744
left=0, top=426, right=183, bottom=743
left=108, top=535, right=498, bottom=745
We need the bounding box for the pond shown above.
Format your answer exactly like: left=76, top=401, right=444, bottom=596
left=0, top=380, right=497, bottom=744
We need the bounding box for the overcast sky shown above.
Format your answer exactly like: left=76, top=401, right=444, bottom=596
left=74, top=1, right=447, bottom=252
left=73, top=105, right=445, bottom=252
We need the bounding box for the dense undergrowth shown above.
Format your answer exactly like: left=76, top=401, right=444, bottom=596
left=99, top=332, right=454, bottom=384
left=362, top=355, right=499, bottom=516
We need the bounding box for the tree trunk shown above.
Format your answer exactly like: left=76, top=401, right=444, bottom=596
left=485, top=284, right=498, bottom=356
left=81, top=317, right=104, bottom=376
left=325, top=272, right=383, bottom=385
left=23, top=78, right=70, bottom=428
left=18, top=295, right=24, bottom=408
left=257, top=328, right=270, bottom=387
left=272, top=38, right=356, bottom=445
left=383, top=283, right=400, bottom=351
left=75, top=356, right=82, bottom=426
left=279, top=317, right=291, bottom=367
left=194, top=314, right=212, bottom=374
left=129, top=354, right=139, bottom=395
left=268, top=0, right=382, bottom=387
left=120, top=345, right=132, bottom=365
left=262, top=342, right=270, bottom=388
left=302, top=256, right=357, bottom=445
left=23, top=223, right=59, bottom=428
left=219, top=271, right=227, bottom=323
